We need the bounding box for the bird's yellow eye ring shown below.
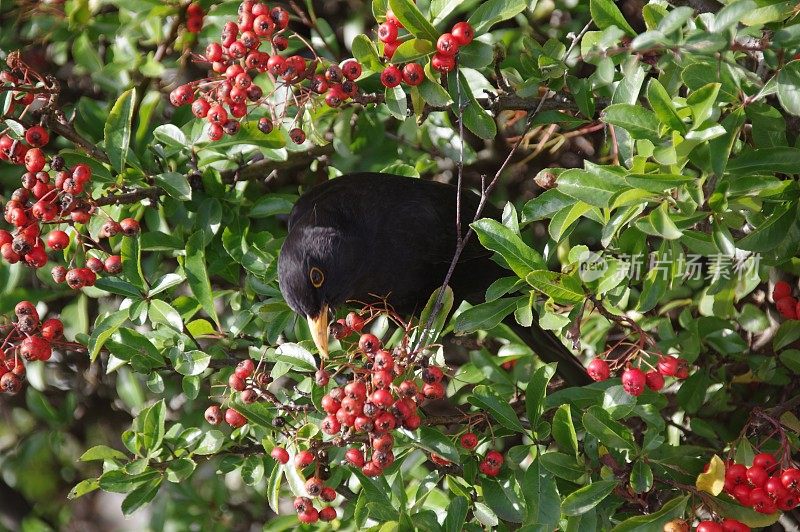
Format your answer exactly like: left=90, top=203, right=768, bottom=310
left=309, top=267, right=325, bottom=288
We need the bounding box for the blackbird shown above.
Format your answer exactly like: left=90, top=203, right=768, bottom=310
left=278, top=172, right=590, bottom=386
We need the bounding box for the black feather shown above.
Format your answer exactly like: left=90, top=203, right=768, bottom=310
left=278, top=173, right=590, bottom=385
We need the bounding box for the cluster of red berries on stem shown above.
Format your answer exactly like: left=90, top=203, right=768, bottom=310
left=0, top=301, right=63, bottom=395
left=185, top=2, right=205, bottom=34
left=174, top=0, right=368, bottom=144
left=772, top=280, right=800, bottom=320
left=203, top=357, right=272, bottom=428
left=378, top=14, right=473, bottom=87
left=722, top=453, right=800, bottom=515
left=586, top=354, right=690, bottom=396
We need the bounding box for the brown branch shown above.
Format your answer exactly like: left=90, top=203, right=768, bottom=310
left=221, top=143, right=335, bottom=183
left=94, top=186, right=164, bottom=206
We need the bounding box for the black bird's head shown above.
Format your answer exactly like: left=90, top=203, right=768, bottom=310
left=278, top=221, right=359, bottom=358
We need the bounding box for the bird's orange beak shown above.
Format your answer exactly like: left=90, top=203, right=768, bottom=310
left=307, top=306, right=329, bottom=359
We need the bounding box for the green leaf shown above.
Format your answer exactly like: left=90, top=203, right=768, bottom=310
left=686, top=83, right=720, bottom=126
left=104, top=88, right=135, bottom=173
left=552, top=404, right=579, bottom=457
left=351, top=34, right=382, bottom=72
left=648, top=202, right=683, bottom=240
left=166, top=458, right=196, bottom=483
left=88, top=310, right=128, bottom=362
left=556, top=168, right=629, bottom=208
left=93, top=277, right=142, bottom=299
left=153, top=124, right=187, bottom=149
left=602, top=103, right=661, bottom=142
left=525, top=270, right=584, bottom=304
left=467, top=0, right=527, bottom=35
left=250, top=194, right=297, bottom=218
left=108, top=328, right=164, bottom=371
left=68, top=478, right=100, bottom=500
left=448, top=71, right=497, bottom=139
left=194, top=430, right=225, bottom=455
left=727, top=147, right=800, bottom=174
left=713, top=0, right=757, bottom=32
left=149, top=299, right=183, bottom=331
left=273, top=343, right=317, bottom=371
left=403, top=426, right=461, bottom=464
left=523, top=457, right=561, bottom=528
left=630, top=461, right=653, bottom=493
left=774, top=321, right=800, bottom=351
left=562, top=480, right=618, bottom=516
left=385, top=85, right=407, bottom=120
left=387, top=0, right=438, bottom=42
left=780, top=349, right=800, bottom=374
left=610, top=496, right=689, bottom=532
left=121, top=234, right=145, bottom=291
left=121, top=476, right=162, bottom=515
left=155, top=171, right=191, bottom=201
left=469, top=385, right=525, bottom=433
left=391, top=39, right=434, bottom=63
left=139, top=399, right=166, bottom=452
left=710, top=496, right=781, bottom=528
left=526, top=363, right=556, bottom=431
left=582, top=406, right=637, bottom=451
left=471, top=218, right=544, bottom=278
left=415, top=285, right=453, bottom=346
left=185, top=231, right=219, bottom=327
left=80, top=445, right=128, bottom=462
left=168, top=348, right=211, bottom=376
left=540, top=452, right=586, bottom=482
left=590, top=0, right=636, bottom=35
left=454, top=297, right=520, bottom=334
left=646, top=79, right=685, bottom=133
left=99, top=469, right=160, bottom=493
left=442, top=496, right=468, bottom=532
left=737, top=204, right=797, bottom=252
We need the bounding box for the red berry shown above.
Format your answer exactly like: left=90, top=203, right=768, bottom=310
left=272, top=34, right=289, bottom=51
left=270, top=6, right=289, bottom=29
left=257, top=117, right=274, bottom=134
left=747, top=465, right=769, bottom=488
left=377, top=22, right=398, bottom=43
left=321, top=414, right=340, bottom=435
left=228, top=373, right=245, bottom=391
left=773, top=280, right=792, bottom=300
left=385, top=10, right=403, bottom=28
left=451, top=22, right=475, bottom=46
left=776, top=296, right=798, bottom=319
left=253, top=14, right=274, bottom=36
left=86, top=257, right=104, bottom=273
left=645, top=370, right=664, bottom=391
left=460, top=432, right=478, bottom=450
left=224, top=408, right=247, bottom=428
left=422, top=381, right=444, bottom=400
left=436, top=33, right=459, bottom=56
left=295, top=450, right=314, bottom=468
left=720, top=519, right=750, bottom=532
left=586, top=358, right=610, bottom=381
left=403, top=413, right=421, bottom=430
left=732, top=484, right=753, bottom=505
left=271, top=446, right=289, bottom=464
left=358, top=333, right=381, bottom=354
left=402, top=63, right=424, bottom=86
left=318, top=506, right=336, bottom=521
left=657, top=356, right=679, bottom=376
left=726, top=463, right=748, bottom=485
left=25, top=125, right=49, bottom=147
left=51, top=265, right=67, bottom=283
left=765, top=475, right=789, bottom=499
left=289, top=128, right=306, bottom=144
left=1, top=372, right=22, bottom=394
left=422, top=366, right=443, bottom=384
left=305, top=476, right=324, bottom=497
left=345, top=448, right=365, bottom=467
left=380, top=65, right=402, bottom=88
left=696, top=522, right=723, bottom=532
left=371, top=388, right=394, bottom=408
left=431, top=53, right=456, bottom=73
left=383, top=40, right=400, bottom=59
left=345, top=312, right=365, bottom=332
left=297, top=508, right=319, bottom=524
left=46, top=230, right=69, bottom=250
left=342, top=59, right=362, bottom=80
left=781, top=467, right=800, bottom=491
left=372, top=370, right=393, bottom=389
left=778, top=492, right=799, bottom=511
left=752, top=452, right=777, bottom=471
left=235, top=359, right=255, bottom=379
left=42, top=318, right=64, bottom=341
left=267, top=55, right=287, bottom=76
left=320, top=486, right=336, bottom=502
left=25, top=148, right=46, bottom=172
left=120, top=218, right=140, bottom=236
left=361, top=462, right=382, bottom=477
left=621, top=367, right=646, bottom=396
left=104, top=255, right=122, bottom=274
left=284, top=55, right=307, bottom=80
left=749, top=487, right=777, bottom=514
left=204, top=405, right=223, bottom=424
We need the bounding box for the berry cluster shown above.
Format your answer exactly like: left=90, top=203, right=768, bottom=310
left=378, top=14, right=473, bottom=83
left=0, top=301, right=63, bottom=395
left=691, top=519, right=750, bottom=532
left=586, top=354, right=690, bottom=396
left=185, top=2, right=205, bottom=34
left=203, top=357, right=268, bottom=428
left=173, top=0, right=367, bottom=143
left=723, top=453, right=800, bottom=514
left=773, top=280, right=799, bottom=320
left=0, top=117, right=139, bottom=288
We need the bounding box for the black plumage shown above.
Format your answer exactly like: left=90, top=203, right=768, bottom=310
left=278, top=173, right=590, bottom=386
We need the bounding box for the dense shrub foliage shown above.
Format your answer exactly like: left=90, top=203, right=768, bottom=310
left=1, top=0, right=800, bottom=530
